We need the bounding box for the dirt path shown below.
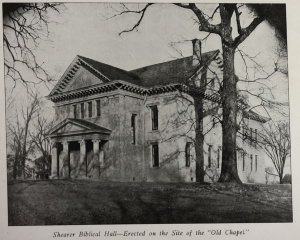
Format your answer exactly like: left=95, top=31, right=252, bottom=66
left=7, top=180, right=292, bottom=225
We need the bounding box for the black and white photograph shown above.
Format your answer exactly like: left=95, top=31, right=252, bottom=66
left=1, top=1, right=299, bottom=239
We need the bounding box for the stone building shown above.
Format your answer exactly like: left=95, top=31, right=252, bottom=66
left=46, top=40, right=268, bottom=183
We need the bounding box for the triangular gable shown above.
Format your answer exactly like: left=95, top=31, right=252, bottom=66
left=47, top=118, right=112, bottom=137
left=47, top=118, right=92, bottom=135
left=63, top=66, right=104, bottom=92
left=49, top=56, right=111, bottom=96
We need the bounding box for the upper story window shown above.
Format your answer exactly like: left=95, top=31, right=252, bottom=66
left=242, top=126, right=246, bottom=142
left=81, top=103, right=84, bottom=119
left=152, top=143, right=159, bottom=167
left=88, top=102, right=92, bottom=118
left=131, top=114, right=137, bottom=145
left=96, top=100, right=101, bottom=116
left=150, top=105, right=158, bottom=130
left=185, top=142, right=192, bottom=167
left=73, top=105, right=77, bottom=119
left=210, top=78, right=215, bottom=89
left=254, top=129, right=258, bottom=146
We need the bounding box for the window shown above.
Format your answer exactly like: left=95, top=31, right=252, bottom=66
left=255, top=155, right=258, bottom=171
left=255, top=129, right=258, bottom=146
left=242, top=153, right=245, bottom=171
left=88, top=102, right=92, bottom=118
left=217, top=147, right=221, bottom=168
left=96, top=100, right=101, bottom=116
left=208, top=145, right=212, bottom=168
left=242, top=126, right=246, bottom=142
left=80, top=103, right=84, bottom=119
left=185, top=142, right=192, bottom=167
left=131, top=114, right=137, bottom=144
left=211, top=78, right=215, bottom=89
left=250, top=154, right=253, bottom=171
left=73, top=105, right=77, bottom=119
left=150, top=105, right=158, bottom=130
left=152, top=144, right=159, bottom=167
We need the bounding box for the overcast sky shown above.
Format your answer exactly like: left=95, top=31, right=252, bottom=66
left=3, top=3, right=290, bottom=173
left=4, top=3, right=288, bottom=119
left=5, top=3, right=287, bottom=106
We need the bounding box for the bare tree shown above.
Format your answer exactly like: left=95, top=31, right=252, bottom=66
left=103, top=3, right=272, bottom=183
left=265, top=166, right=277, bottom=184
left=30, top=113, right=54, bottom=172
left=7, top=95, right=41, bottom=179
left=3, top=3, right=64, bottom=91
left=259, top=121, right=290, bottom=184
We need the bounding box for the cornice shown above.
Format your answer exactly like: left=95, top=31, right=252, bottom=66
left=48, top=80, right=268, bottom=124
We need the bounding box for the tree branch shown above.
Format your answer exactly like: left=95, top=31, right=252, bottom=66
left=118, top=3, right=153, bottom=35
left=233, top=16, right=265, bottom=48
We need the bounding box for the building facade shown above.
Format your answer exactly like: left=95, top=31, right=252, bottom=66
left=47, top=40, right=268, bottom=183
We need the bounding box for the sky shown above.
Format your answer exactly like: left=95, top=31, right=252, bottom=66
left=3, top=3, right=290, bottom=175
left=5, top=3, right=288, bottom=115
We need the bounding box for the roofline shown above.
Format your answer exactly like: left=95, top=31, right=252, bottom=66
left=48, top=55, right=113, bottom=97
left=129, top=50, right=220, bottom=72
left=49, top=55, right=81, bottom=96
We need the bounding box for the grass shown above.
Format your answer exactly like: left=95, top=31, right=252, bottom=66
left=7, top=179, right=292, bottom=225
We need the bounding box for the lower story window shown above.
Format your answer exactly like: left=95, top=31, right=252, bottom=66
left=242, top=153, right=245, bottom=171
left=217, top=146, right=221, bottom=168
left=208, top=145, right=212, bottom=168
left=255, top=155, right=258, bottom=171
left=185, top=142, right=192, bottom=167
left=152, top=144, right=159, bottom=167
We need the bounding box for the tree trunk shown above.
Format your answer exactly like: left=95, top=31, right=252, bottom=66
left=13, top=154, right=18, bottom=180
left=21, top=156, right=26, bottom=179
left=279, top=172, right=283, bottom=184
left=194, top=96, right=205, bottom=183
left=218, top=43, right=242, bottom=183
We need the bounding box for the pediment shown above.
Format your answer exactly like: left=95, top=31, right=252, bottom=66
left=46, top=118, right=112, bottom=138
left=50, top=120, right=90, bottom=135
left=49, top=56, right=111, bottom=96
left=63, top=66, right=104, bottom=92
left=55, top=122, right=87, bottom=134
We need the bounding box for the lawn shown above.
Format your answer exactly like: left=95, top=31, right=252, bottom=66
left=7, top=179, right=292, bottom=225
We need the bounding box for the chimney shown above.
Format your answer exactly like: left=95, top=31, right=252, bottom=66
left=192, top=39, right=202, bottom=67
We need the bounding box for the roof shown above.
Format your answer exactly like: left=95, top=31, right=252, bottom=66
left=78, top=55, right=141, bottom=85
left=49, top=50, right=219, bottom=97
left=129, top=50, right=219, bottom=87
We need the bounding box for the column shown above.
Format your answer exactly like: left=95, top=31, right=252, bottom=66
left=78, top=140, right=86, bottom=177
left=50, top=141, right=58, bottom=179
left=92, top=139, right=101, bottom=177
left=62, top=141, right=69, bottom=178
left=92, top=139, right=100, bottom=156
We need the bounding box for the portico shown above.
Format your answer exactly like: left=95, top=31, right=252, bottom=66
left=46, top=118, right=111, bottom=179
